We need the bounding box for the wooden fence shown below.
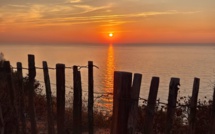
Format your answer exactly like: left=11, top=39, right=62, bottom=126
left=0, top=54, right=98, bottom=134
left=0, top=54, right=215, bottom=134
left=111, top=73, right=215, bottom=134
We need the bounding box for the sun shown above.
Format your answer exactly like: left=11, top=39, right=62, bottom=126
left=109, top=33, right=113, bottom=37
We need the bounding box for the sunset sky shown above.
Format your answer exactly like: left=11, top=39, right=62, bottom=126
left=0, top=0, right=215, bottom=44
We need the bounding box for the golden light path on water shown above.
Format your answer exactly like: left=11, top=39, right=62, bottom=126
left=98, top=44, right=115, bottom=111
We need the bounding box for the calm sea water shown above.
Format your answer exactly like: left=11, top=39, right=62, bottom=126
left=1, top=44, right=215, bottom=109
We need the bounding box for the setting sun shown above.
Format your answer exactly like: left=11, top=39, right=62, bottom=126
left=109, top=33, right=113, bottom=37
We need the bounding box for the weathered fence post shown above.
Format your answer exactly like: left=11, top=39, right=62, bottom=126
left=127, top=73, right=142, bottom=134
left=43, top=61, right=55, bottom=134
left=73, top=66, right=82, bottom=134
left=210, top=80, right=215, bottom=134
left=56, top=64, right=65, bottom=134
left=111, top=71, right=132, bottom=134
left=4, top=61, right=20, bottom=134
left=28, top=55, right=37, bottom=134
left=88, top=61, right=94, bottom=134
left=17, top=62, right=27, bottom=134
left=165, top=78, right=180, bottom=134
left=0, top=64, right=5, bottom=134
left=0, top=104, right=4, bottom=134
left=144, top=77, right=160, bottom=134
left=4, top=61, right=16, bottom=111
left=189, top=77, right=200, bottom=134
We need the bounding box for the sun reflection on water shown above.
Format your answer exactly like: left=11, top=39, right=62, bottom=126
left=105, top=44, right=115, bottom=92
left=99, top=44, right=115, bottom=110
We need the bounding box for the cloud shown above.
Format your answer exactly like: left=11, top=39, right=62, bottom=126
left=0, top=2, right=113, bottom=25
left=35, top=10, right=200, bottom=28
left=0, top=0, right=64, bottom=5
left=67, top=0, right=82, bottom=4
left=0, top=0, right=204, bottom=29
left=136, top=10, right=200, bottom=17
left=0, top=2, right=200, bottom=28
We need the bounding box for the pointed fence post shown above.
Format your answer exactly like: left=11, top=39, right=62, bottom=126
left=88, top=61, right=94, bottom=134
left=17, top=62, right=27, bottom=134
left=28, top=55, right=37, bottom=134
left=144, top=77, right=160, bottom=134
left=73, top=66, right=82, bottom=134
left=56, top=64, right=65, bottom=134
left=111, top=71, right=132, bottom=134
left=43, top=61, right=55, bottom=134
left=165, top=78, right=180, bottom=134
left=127, top=73, right=142, bottom=134
left=189, top=78, right=200, bottom=134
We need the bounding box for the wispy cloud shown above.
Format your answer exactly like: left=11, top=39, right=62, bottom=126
left=137, top=10, right=200, bottom=16
left=67, top=0, right=82, bottom=4
left=0, top=0, right=203, bottom=29
left=0, top=2, right=200, bottom=27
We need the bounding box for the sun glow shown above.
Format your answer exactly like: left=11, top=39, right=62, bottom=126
left=109, top=33, right=113, bottom=37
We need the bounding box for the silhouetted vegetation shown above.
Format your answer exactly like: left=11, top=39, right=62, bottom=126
left=135, top=96, right=213, bottom=134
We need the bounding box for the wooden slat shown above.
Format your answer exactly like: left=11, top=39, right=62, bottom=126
left=17, top=62, right=27, bottom=134
left=165, top=78, right=180, bottom=134
left=144, top=77, right=160, bottom=134
left=43, top=61, right=55, bottom=134
left=56, top=64, right=65, bottom=134
left=28, top=55, right=37, bottom=134
left=127, top=73, right=142, bottom=134
left=88, top=61, right=94, bottom=134
left=73, top=66, right=82, bottom=134
left=111, top=71, right=132, bottom=134
left=189, top=77, right=200, bottom=134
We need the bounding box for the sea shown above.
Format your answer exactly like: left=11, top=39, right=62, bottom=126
left=1, top=43, right=215, bottom=110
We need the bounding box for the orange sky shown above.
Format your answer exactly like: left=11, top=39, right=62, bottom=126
left=0, top=0, right=215, bottom=44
